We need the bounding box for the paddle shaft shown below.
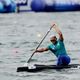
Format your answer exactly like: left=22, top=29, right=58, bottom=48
left=27, top=24, right=55, bottom=63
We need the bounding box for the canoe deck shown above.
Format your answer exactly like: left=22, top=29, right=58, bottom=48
left=17, top=64, right=80, bottom=72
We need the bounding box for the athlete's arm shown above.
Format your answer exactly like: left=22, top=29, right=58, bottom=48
left=52, top=24, right=64, bottom=41
left=35, top=48, right=49, bottom=53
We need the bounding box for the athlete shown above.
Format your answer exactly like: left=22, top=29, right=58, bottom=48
left=35, top=24, right=71, bottom=66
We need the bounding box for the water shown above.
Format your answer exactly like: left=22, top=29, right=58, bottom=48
left=0, top=11, right=80, bottom=80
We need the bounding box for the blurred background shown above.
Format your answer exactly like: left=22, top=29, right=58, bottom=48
left=0, top=0, right=80, bottom=13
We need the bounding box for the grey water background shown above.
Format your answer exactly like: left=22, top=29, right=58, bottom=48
left=0, top=11, right=80, bottom=80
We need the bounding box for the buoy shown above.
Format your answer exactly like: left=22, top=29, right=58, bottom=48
left=0, top=2, right=4, bottom=13
left=30, top=0, right=46, bottom=12
left=0, top=0, right=16, bottom=13
left=4, top=1, right=16, bottom=12
left=30, top=0, right=80, bottom=12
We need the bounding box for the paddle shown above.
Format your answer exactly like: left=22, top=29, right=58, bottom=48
left=26, top=24, right=55, bottom=66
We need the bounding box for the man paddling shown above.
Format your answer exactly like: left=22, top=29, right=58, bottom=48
left=35, top=24, right=71, bottom=66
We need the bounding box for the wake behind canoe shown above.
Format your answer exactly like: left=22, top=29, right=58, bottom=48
left=17, top=64, right=80, bottom=72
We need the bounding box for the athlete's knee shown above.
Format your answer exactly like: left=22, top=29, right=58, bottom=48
left=62, top=55, right=71, bottom=65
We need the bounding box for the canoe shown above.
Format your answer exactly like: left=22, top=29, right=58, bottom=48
left=17, top=64, right=80, bottom=72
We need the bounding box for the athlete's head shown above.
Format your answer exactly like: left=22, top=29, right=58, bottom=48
left=50, top=36, right=57, bottom=44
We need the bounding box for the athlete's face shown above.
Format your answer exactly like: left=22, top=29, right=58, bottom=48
left=50, top=36, right=57, bottom=44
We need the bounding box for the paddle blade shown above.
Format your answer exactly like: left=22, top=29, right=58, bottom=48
left=23, top=63, right=28, bottom=66
left=23, top=63, right=36, bottom=69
